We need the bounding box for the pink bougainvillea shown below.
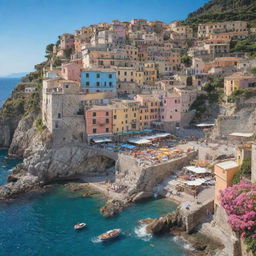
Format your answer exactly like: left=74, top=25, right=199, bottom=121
left=220, top=180, right=256, bottom=252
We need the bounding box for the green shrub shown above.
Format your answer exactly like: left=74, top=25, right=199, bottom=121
left=35, top=118, right=45, bottom=132
left=232, top=159, right=251, bottom=184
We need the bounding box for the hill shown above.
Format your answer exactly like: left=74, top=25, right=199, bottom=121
left=185, top=0, right=256, bottom=25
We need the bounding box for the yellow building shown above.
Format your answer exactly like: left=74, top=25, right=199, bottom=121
left=111, top=100, right=140, bottom=133
left=111, top=102, right=129, bottom=133
left=117, top=67, right=136, bottom=82
left=134, top=94, right=160, bottom=130
left=144, top=62, right=158, bottom=84
left=135, top=70, right=145, bottom=85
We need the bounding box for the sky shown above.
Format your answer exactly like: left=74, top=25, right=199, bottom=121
left=0, top=0, right=209, bottom=77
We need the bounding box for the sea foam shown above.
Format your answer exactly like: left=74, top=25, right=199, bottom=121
left=134, top=224, right=152, bottom=241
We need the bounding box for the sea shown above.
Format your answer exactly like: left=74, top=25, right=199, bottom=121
left=0, top=79, right=190, bottom=256
left=0, top=78, right=20, bottom=107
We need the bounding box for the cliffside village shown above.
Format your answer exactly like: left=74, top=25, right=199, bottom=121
left=18, top=18, right=256, bottom=255
left=40, top=19, right=256, bottom=144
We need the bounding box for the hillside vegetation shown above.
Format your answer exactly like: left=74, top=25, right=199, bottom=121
left=185, top=0, right=256, bottom=25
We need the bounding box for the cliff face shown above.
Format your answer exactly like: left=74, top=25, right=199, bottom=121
left=0, top=134, right=116, bottom=199
left=0, top=117, right=21, bottom=147
left=212, top=96, right=256, bottom=138
left=8, top=113, right=38, bottom=158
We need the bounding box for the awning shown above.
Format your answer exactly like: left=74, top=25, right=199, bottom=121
left=120, top=144, right=136, bottom=149
left=196, top=123, right=215, bottom=128
left=144, top=133, right=171, bottom=140
left=183, top=178, right=206, bottom=186
left=92, top=137, right=112, bottom=143
left=229, top=132, right=254, bottom=138
left=185, top=166, right=210, bottom=174
left=128, top=138, right=152, bottom=145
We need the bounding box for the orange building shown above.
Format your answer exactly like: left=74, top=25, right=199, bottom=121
left=214, top=161, right=239, bottom=206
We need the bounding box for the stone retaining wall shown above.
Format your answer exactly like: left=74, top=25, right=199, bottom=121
left=116, top=151, right=198, bottom=193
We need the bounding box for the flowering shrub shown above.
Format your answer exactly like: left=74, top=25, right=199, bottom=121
left=220, top=180, right=256, bottom=253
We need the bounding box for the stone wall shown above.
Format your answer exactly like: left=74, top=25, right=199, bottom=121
left=251, top=144, right=256, bottom=183
left=52, top=116, right=85, bottom=145
left=212, top=97, right=256, bottom=138
left=115, top=151, right=198, bottom=193
left=179, top=199, right=214, bottom=233
left=214, top=205, right=241, bottom=256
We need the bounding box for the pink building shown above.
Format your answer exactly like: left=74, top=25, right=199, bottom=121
left=61, top=63, right=81, bottom=82
left=85, top=106, right=113, bottom=137
left=60, top=33, right=75, bottom=50
left=160, top=94, right=181, bottom=122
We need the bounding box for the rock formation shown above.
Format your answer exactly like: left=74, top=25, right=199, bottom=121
left=100, top=199, right=129, bottom=217
left=146, top=209, right=182, bottom=234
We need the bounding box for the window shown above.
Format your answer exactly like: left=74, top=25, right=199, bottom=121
left=106, top=128, right=109, bottom=132
left=86, top=82, right=90, bottom=86
left=93, top=119, right=96, bottom=124
left=58, top=113, right=61, bottom=119
left=96, top=82, right=100, bottom=87
left=65, top=85, right=69, bottom=88
left=55, top=122, right=59, bottom=128
left=106, top=112, right=109, bottom=116
left=106, top=118, right=109, bottom=124
left=93, top=128, right=97, bottom=133
left=96, top=73, right=100, bottom=78
left=86, top=73, right=89, bottom=78
left=109, top=82, right=112, bottom=87
left=93, top=112, right=96, bottom=117
left=114, top=115, right=117, bottom=119
left=109, top=74, right=112, bottom=78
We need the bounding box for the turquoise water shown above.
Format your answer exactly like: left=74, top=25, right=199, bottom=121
left=0, top=78, right=20, bottom=107
left=0, top=149, right=21, bottom=185
left=0, top=83, right=188, bottom=256
left=0, top=151, right=188, bottom=256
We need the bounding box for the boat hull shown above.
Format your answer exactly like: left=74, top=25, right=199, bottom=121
left=98, top=229, right=121, bottom=241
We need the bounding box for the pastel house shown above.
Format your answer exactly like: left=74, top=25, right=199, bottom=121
left=81, top=69, right=116, bottom=93
left=61, top=63, right=81, bottom=82
left=224, top=72, right=256, bottom=96
left=85, top=105, right=113, bottom=140
left=214, top=160, right=239, bottom=206
left=160, top=94, right=181, bottom=123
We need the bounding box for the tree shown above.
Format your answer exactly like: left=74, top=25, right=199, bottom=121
left=45, top=43, right=54, bottom=59
left=46, top=44, right=54, bottom=54
left=251, top=67, right=256, bottom=75
left=181, top=55, right=192, bottom=67
left=203, top=82, right=215, bottom=93
left=53, top=57, right=62, bottom=67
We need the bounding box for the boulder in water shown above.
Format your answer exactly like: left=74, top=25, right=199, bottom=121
left=100, top=199, right=127, bottom=217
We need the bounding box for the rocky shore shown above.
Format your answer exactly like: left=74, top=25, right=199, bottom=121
left=142, top=208, right=224, bottom=256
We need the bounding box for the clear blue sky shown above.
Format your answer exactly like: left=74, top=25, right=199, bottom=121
left=0, top=0, right=209, bottom=76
